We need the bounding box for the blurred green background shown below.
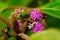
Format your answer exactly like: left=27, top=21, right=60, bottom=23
left=0, top=0, right=60, bottom=40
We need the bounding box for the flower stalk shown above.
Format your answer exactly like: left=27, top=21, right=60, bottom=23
left=0, top=8, right=48, bottom=40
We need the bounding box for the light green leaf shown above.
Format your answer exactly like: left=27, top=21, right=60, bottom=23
left=31, top=28, right=60, bottom=40
left=40, top=1, right=60, bottom=19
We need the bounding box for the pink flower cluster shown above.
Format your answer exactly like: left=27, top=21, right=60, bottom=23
left=32, top=21, right=43, bottom=32
left=27, top=21, right=43, bottom=32
left=17, top=20, right=22, bottom=30
left=27, top=9, right=46, bottom=32
left=13, top=8, right=24, bottom=15
left=30, top=9, right=46, bottom=21
left=13, top=9, right=46, bottom=33
left=30, top=9, right=40, bottom=21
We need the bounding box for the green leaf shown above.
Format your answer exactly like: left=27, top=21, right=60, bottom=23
left=8, top=29, right=14, bottom=35
left=0, top=20, right=7, bottom=29
left=40, top=1, right=60, bottom=19
left=0, top=36, right=5, bottom=40
left=25, top=29, right=34, bottom=36
left=0, top=31, right=2, bottom=35
left=31, top=28, right=60, bottom=40
left=0, top=9, right=13, bottom=29
left=0, top=9, right=13, bottom=20
left=22, top=11, right=29, bottom=19
left=42, top=0, right=49, bottom=5
left=46, top=15, right=60, bottom=28
left=8, top=37, right=16, bottom=40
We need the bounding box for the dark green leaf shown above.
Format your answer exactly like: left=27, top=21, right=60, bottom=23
left=46, top=15, right=60, bottom=28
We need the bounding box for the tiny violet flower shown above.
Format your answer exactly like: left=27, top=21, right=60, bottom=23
left=40, top=12, right=47, bottom=18
left=18, top=8, right=24, bottom=13
left=27, top=22, right=37, bottom=29
left=17, top=20, right=22, bottom=30
left=30, top=9, right=40, bottom=21
left=27, top=22, right=38, bottom=29
left=30, top=9, right=46, bottom=21
left=32, top=21, right=43, bottom=32
left=13, top=9, right=19, bottom=15
left=13, top=8, right=24, bottom=15
left=27, top=21, right=43, bottom=32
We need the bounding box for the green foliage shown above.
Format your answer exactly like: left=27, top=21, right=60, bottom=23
left=31, top=28, right=60, bottom=40
left=0, top=20, right=7, bottom=29
left=0, top=31, right=2, bottom=35
left=0, top=9, right=13, bottom=20
left=8, top=29, right=14, bottom=35
left=8, top=37, right=16, bottom=40
left=0, top=0, right=60, bottom=40
left=25, top=29, right=35, bottom=36
left=0, top=9, right=13, bottom=29
left=40, top=1, right=60, bottom=19
left=22, top=11, right=29, bottom=19
left=46, top=15, right=60, bottom=28
left=42, top=0, right=49, bottom=5
left=0, top=36, right=5, bottom=40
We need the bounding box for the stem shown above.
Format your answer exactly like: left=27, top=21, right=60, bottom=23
left=42, top=19, right=48, bottom=29
left=0, top=16, right=10, bottom=27
left=20, top=33, right=31, bottom=40
left=20, top=17, right=33, bottom=33
left=2, top=6, right=38, bottom=13
left=9, top=31, right=17, bottom=37
left=24, top=17, right=34, bottom=23
left=10, top=14, right=19, bottom=33
left=20, top=21, right=28, bottom=33
left=7, top=6, right=33, bottom=11
left=27, top=17, right=34, bottom=23
left=2, top=30, right=9, bottom=40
